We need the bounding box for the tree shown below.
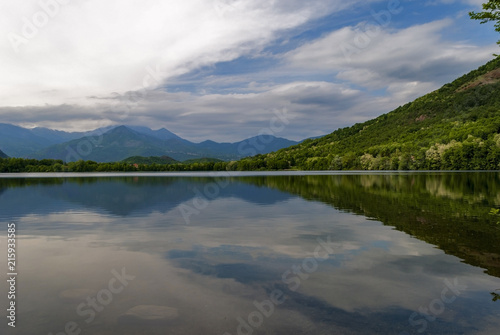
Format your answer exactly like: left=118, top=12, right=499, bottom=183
left=470, top=1, right=500, bottom=46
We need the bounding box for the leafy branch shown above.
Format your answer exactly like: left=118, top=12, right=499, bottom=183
left=469, top=0, right=500, bottom=48
left=469, top=0, right=500, bottom=57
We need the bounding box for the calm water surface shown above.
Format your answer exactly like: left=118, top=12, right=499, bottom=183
left=1, top=172, right=500, bottom=334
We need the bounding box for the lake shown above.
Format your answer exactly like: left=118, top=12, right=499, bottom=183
left=1, top=172, right=500, bottom=335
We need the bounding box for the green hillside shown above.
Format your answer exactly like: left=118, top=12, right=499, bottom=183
left=234, top=57, right=500, bottom=171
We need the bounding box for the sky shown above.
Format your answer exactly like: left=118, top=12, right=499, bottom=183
left=0, top=0, right=498, bottom=142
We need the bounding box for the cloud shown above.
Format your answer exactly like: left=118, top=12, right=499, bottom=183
left=0, top=0, right=365, bottom=108
left=286, top=18, right=498, bottom=102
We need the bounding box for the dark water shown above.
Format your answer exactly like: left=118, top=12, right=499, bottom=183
left=1, top=172, right=500, bottom=335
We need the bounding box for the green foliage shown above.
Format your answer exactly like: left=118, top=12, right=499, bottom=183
left=182, top=157, right=224, bottom=164
left=470, top=0, right=500, bottom=45
left=121, top=155, right=178, bottom=164
left=0, top=156, right=231, bottom=172
left=0, top=157, right=65, bottom=172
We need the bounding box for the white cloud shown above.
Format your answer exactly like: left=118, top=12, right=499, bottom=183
left=287, top=18, right=497, bottom=102
left=0, top=0, right=362, bottom=107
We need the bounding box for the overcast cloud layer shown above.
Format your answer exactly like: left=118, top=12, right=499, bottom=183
left=0, top=0, right=498, bottom=141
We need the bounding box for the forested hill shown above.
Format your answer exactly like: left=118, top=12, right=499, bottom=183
left=0, top=149, right=8, bottom=158
left=235, top=57, right=500, bottom=171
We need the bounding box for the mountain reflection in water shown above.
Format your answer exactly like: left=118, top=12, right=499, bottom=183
left=0, top=172, right=499, bottom=334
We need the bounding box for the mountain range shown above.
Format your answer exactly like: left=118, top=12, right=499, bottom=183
left=0, top=124, right=299, bottom=162
left=3, top=57, right=500, bottom=170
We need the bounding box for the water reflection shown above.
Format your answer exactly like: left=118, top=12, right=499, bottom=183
left=0, top=173, right=499, bottom=335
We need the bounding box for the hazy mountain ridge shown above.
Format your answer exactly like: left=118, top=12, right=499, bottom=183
left=0, top=123, right=299, bottom=162
left=0, top=123, right=67, bottom=157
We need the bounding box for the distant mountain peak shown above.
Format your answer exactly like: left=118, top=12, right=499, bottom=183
left=108, top=125, right=135, bottom=133
left=126, top=125, right=184, bottom=141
